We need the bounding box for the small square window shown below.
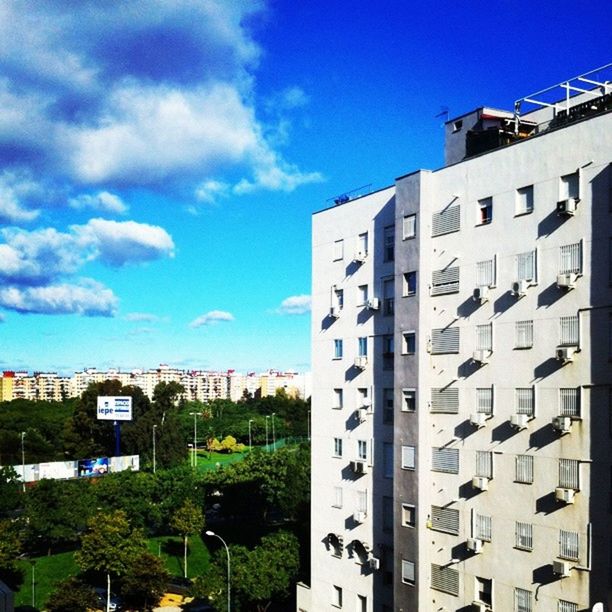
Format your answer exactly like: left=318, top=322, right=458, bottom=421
left=358, top=285, right=368, bottom=305
left=334, top=339, right=343, bottom=359
left=358, top=232, right=368, bottom=255
left=516, top=185, right=534, bottom=215
left=333, top=239, right=344, bottom=261
left=402, top=331, right=416, bottom=354
left=357, top=440, right=368, bottom=461
left=402, top=445, right=415, bottom=470
left=401, top=559, right=415, bottom=585
left=402, top=388, right=416, bottom=412
left=383, top=225, right=395, bottom=262
left=358, top=337, right=368, bottom=357
left=334, top=288, right=344, bottom=309
left=332, top=585, right=343, bottom=608
left=452, top=119, right=463, bottom=132
left=478, top=197, right=493, bottom=225
left=401, top=503, right=415, bottom=527
left=403, top=271, right=417, bottom=296
left=403, top=214, right=416, bottom=239
left=333, top=438, right=343, bottom=458
left=333, top=388, right=343, bottom=409
left=332, top=486, right=343, bottom=509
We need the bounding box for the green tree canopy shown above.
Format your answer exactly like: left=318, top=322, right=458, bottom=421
left=120, top=550, right=169, bottom=611
left=45, top=576, right=98, bottom=612
left=170, top=498, right=204, bottom=579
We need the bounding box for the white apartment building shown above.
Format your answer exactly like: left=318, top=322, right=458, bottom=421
left=301, top=66, right=612, bottom=611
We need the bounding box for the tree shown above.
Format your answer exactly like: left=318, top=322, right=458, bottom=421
left=0, top=518, right=23, bottom=589
left=46, top=577, right=98, bottom=612
left=0, top=466, right=21, bottom=518
left=170, top=498, right=204, bottom=579
left=120, top=551, right=169, bottom=611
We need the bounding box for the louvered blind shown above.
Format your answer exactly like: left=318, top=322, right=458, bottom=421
left=476, top=258, right=495, bottom=287
left=431, top=505, right=460, bottom=535
left=516, top=388, right=534, bottom=416
left=432, top=447, right=459, bottom=473
left=432, top=205, right=460, bottom=237
left=516, top=455, right=534, bottom=483
left=559, top=242, right=582, bottom=274
left=516, top=250, right=536, bottom=282
left=559, top=459, right=579, bottom=489
left=431, top=266, right=460, bottom=295
left=431, top=564, right=459, bottom=595
left=475, top=451, right=492, bottom=478
left=559, top=315, right=579, bottom=346
left=431, top=388, right=459, bottom=413
left=476, top=388, right=493, bottom=414
left=431, top=327, right=460, bottom=354
left=475, top=514, right=492, bottom=541
left=559, top=530, right=579, bottom=561
left=560, top=388, right=580, bottom=417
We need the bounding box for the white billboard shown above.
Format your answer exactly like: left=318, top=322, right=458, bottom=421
left=97, top=396, right=133, bottom=421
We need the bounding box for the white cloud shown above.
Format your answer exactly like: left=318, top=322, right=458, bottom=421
left=69, top=191, right=128, bottom=214
left=195, top=179, right=230, bottom=203
left=124, top=312, right=160, bottom=322
left=189, top=310, right=234, bottom=328
left=0, top=172, right=41, bottom=224
left=276, top=294, right=311, bottom=315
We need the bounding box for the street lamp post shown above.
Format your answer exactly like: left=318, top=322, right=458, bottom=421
left=307, top=409, right=311, bottom=441
left=265, top=415, right=270, bottom=450
left=271, top=413, right=276, bottom=451
left=30, top=560, right=35, bottom=608
left=205, top=531, right=230, bottom=612
left=248, top=419, right=253, bottom=452
left=189, top=412, right=202, bottom=468
left=152, top=424, right=157, bottom=474
left=20, top=431, right=26, bottom=492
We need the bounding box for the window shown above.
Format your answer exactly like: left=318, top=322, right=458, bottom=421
left=431, top=327, right=460, bottom=354
left=432, top=204, right=460, bottom=237
left=475, top=451, right=493, bottom=479
left=383, top=442, right=393, bottom=478
left=516, top=455, right=534, bottom=484
left=476, top=323, right=493, bottom=351
left=357, top=284, right=368, bottom=305
left=560, top=388, right=580, bottom=417
left=358, top=337, right=368, bottom=357
left=559, top=458, right=579, bottom=490
left=516, top=387, right=535, bottom=417
left=403, top=214, right=416, bottom=239
left=382, top=277, right=394, bottom=315
left=402, top=331, right=416, bottom=354
left=383, top=496, right=393, bottom=532
left=516, top=185, right=534, bottom=215
left=333, top=388, right=343, bottom=409
left=476, top=387, right=493, bottom=415
left=476, top=257, right=496, bottom=287
left=334, top=339, right=343, bottom=359
left=478, top=197, right=493, bottom=224
left=515, top=522, right=533, bottom=551
left=383, top=225, right=395, bottom=262
left=515, top=320, right=533, bottom=349
left=357, top=387, right=368, bottom=407
left=560, top=171, right=580, bottom=200
left=383, top=335, right=394, bottom=370
left=401, top=503, right=415, bottom=527
left=402, top=388, right=416, bottom=412
left=475, top=577, right=492, bottom=605
left=357, top=440, right=368, bottom=461
left=383, top=388, right=394, bottom=424
left=430, top=387, right=459, bottom=413
left=559, top=242, right=582, bottom=274
left=432, top=447, right=459, bottom=474
left=332, top=585, right=343, bottom=608
left=559, top=600, right=578, bottom=612
left=403, top=271, right=417, bottom=296
left=333, top=438, right=343, bottom=458
left=333, top=239, right=344, bottom=261
left=475, top=513, right=492, bottom=541
left=516, top=249, right=537, bottom=283
left=431, top=266, right=460, bottom=295
left=430, top=506, right=459, bottom=535
left=357, top=489, right=367, bottom=513
left=357, top=595, right=367, bottom=612
left=358, top=232, right=368, bottom=255
left=402, top=445, right=415, bottom=470
left=401, top=560, right=415, bottom=585
left=559, top=530, right=579, bottom=561
left=514, top=587, right=532, bottom=612
left=452, top=119, right=463, bottom=132
left=431, top=564, right=459, bottom=596
left=334, top=288, right=344, bottom=310
left=332, top=486, right=343, bottom=508
left=559, top=315, right=579, bottom=346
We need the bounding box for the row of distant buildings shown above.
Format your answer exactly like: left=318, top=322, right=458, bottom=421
left=0, top=365, right=311, bottom=403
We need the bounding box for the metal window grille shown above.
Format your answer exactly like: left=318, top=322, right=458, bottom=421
left=559, top=600, right=578, bottom=612
left=476, top=388, right=493, bottom=414
left=401, top=560, right=415, bottom=584
left=476, top=323, right=493, bottom=351
left=559, top=316, right=579, bottom=346
left=516, top=455, right=534, bottom=484
left=515, top=588, right=532, bottom=612
left=476, top=258, right=495, bottom=287
left=431, top=327, right=460, bottom=354
left=432, top=204, right=460, bottom=237
left=475, top=451, right=493, bottom=479
left=515, top=320, right=534, bottom=348
left=516, top=388, right=535, bottom=416
left=332, top=486, right=343, bottom=508
left=516, top=250, right=536, bottom=282
left=559, top=530, right=579, bottom=561
left=430, top=506, right=460, bottom=535
left=559, top=243, right=582, bottom=274
left=515, top=522, right=533, bottom=550
left=475, top=514, right=492, bottom=541
left=432, top=447, right=459, bottom=474
left=431, top=266, right=460, bottom=295
left=559, top=459, right=579, bottom=489
left=402, top=445, right=415, bottom=470
left=560, top=388, right=580, bottom=417
left=357, top=490, right=367, bottom=513
left=430, top=387, right=459, bottom=413
left=431, top=564, right=459, bottom=595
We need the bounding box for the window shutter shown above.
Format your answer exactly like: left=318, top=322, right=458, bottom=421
left=432, top=205, right=460, bottom=237
left=431, top=327, right=460, bottom=354
left=432, top=447, right=459, bottom=473
left=430, top=388, right=459, bottom=413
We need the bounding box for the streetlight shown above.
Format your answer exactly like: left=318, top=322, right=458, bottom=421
left=189, top=412, right=202, bottom=468
left=20, top=431, right=26, bottom=492
left=271, top=413, right=276, bottom=451
left=205, top=531, right=230, bottom=612
left=307, top=409, right=311, bottom=441
left=30, top=560, right=35, bottom=608
left=248, top=419, right=253, bottom=452
left=152, top=424, right=157, bottom=474
left=265, top=415, right=270, bottom=450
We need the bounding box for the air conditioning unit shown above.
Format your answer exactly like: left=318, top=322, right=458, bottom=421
left=354, top=356, right=368, bottom=370
left=472, top=476, right=489, bottom=491
left=555, top=487, right=576, bottom=504
left=469, top=412, right=487, bottom=428
left=329, top=306, right=340, bottom=319
left=353, top=250, right=367, bottom=263
left=511, top=279, right=529, bottom=297
left=472, top=286, right=490, bottom=303
left=365, top=298, right=380, bottom=310
left=557, top=197, right=578, bottom=216
left=472, top=602, right=492, bottom=612
left=354, top=408, right=367, bottom=423
left=552, top=416, right=572, bottom=433
left=553, top=559, right=572, bottom=577
left=510, top=413, right=529, bottom=429
left=350, top=460, right=368, bottom=474
left=472, top=350, right=489, bottom=365
left=556, top=346, right=576, bottom=363
left=556, top=272, right=577, bottom=289
left=466, top=537, right=483, bottom=553
left=353, top=511, right=367, bottom=523
left=368, top=556, right=380, bottom=570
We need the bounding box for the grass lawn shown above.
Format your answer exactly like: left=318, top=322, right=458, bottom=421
left=147, top=533, right=210, bottom=580
left=195, top=449, right=247, bottom=471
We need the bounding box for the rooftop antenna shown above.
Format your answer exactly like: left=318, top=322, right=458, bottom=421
left=435, top=106, right=449, bottom=125
left=326, top=183, right=373, bottom=206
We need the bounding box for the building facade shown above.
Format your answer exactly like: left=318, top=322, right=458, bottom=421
left=301, top=68, right=612, bottom=611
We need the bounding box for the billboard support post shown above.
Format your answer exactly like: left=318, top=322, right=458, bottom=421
left=114, top=421, right=121, bottom=458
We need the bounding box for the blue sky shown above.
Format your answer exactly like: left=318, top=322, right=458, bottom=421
left=0, top=0, right=609, bottom=375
